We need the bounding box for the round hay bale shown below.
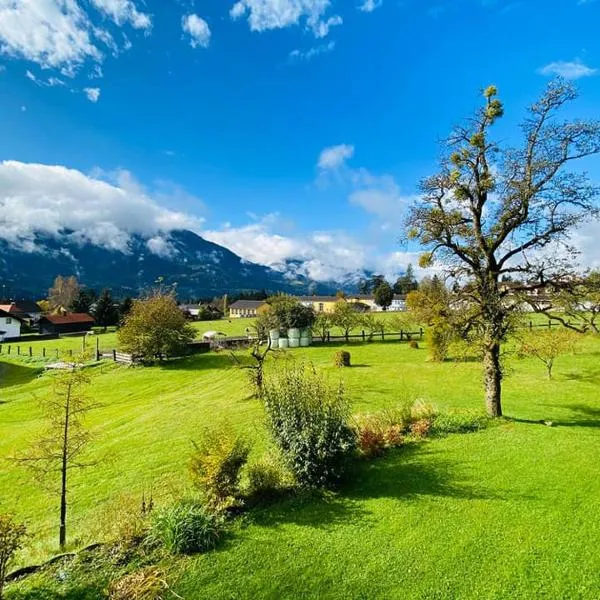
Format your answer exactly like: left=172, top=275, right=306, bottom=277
left=334, top=350, right=351, bottom=367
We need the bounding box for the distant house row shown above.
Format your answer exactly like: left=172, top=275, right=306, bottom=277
left=0, top=301, right=95, bottom=341
left=228, top=294, right=407, bottom=319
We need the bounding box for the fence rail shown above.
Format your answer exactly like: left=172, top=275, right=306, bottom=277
left=0, top=319, right=570, bottom=362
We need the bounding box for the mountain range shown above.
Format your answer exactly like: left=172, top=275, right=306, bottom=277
left=0, top=229, right=355, bottom=300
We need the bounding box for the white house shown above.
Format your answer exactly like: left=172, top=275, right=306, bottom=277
left=0, top=309, right=22, bottom=341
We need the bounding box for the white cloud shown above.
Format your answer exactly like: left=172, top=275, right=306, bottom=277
left=289, top=41, right=335, bottom=62
left=146, top=235, right=177, bottom=258
left=230, top=0, right=340, bottom=37
left=84, top=87, right=101, bottom=102
left=318, top=144, right=355, bottom=169
left=25, top=69, right=65, bottom=87
left=182, top=14, right=211, bottom=49
left=0, top=0, right=101, bottom=73
left=89, top=0, right=151, bottom=30
left=358, top=0, right=383, bottom=12
left=538, top=60, right=597, bottom=80
left=0, top=0, right=150, bottom=77
left=0, top=161, right=204, bottom=254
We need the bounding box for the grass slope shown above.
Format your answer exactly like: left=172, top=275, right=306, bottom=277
left=1, top=336, right=599, bottom=598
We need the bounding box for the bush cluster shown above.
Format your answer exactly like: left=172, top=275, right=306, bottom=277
left=189, top=427, right=250, bottom=512
left=334, top=351, right=351, bottom=367
left=244, top=454, right=291, bottom=501
left=263, top=363, right=356, bottom=489
left=148, top=501, right=222, bottom=555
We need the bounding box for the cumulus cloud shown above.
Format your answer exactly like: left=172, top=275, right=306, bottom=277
left=90, top=0, right=151, bottom=30
left=0, top=0, right=150, bottom=77
left=0, top=161, right=204, bottom=255
left=358, top=0, right=383, bottom=12
left=318, top=144, right=355, bottom=169
left=84, top=87, right=101, bottom=102
left=538, top=60, right=597, bottom=80
left=182, top=14, right=211, bottom=49
left=230, top=0, right=341, bottom=38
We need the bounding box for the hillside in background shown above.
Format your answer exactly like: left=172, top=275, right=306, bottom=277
left=0, top=229, right=345, bottom=299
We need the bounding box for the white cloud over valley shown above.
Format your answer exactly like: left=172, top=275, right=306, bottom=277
left=0, top=161, right=204, bottom=254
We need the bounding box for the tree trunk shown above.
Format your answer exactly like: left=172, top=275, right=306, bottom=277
left=483, top=342, right=502, bottom=417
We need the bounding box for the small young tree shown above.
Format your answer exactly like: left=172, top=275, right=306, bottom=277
left=406, top=277, right=453, bottom=362
left=13, top=359, right=97, bottom=550
left=360, top=313, right=386, bottom=341
left=373, top=281, right=394, bottom=311
left=313, top=313, right=333, bottom=342
left=93, top=289, right=119, bottom=329
left=118, top=293, right=196, bottom=361
left=519, top=329, right=579, bottom=380
left=48, top=275, right=80, bottom=313
left=0, top=514, right=27, bottom=600
left=407, top=81, right=600, bottom=416
left=529, top=271, right=600, bottom=334
left=331, top=301, right=360, bottom=342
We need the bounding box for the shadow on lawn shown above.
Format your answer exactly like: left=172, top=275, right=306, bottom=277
left=0, top=362, right=43, bottom=394
left=563, top=368, right=600, bottom=385
left=248, top=445, right=512, bottom=532
left=157, top=352, right=237, bottom=372
left=507, top=403, right=600, bottom=429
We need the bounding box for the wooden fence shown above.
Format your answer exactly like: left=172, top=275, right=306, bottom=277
left=0, top=320, right=567, bottom=362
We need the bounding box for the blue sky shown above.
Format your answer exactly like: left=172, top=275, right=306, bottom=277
left=0, top=0, right=599, bottom=281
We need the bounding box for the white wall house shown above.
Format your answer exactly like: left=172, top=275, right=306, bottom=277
left=0, top=310, right=21, bottom=341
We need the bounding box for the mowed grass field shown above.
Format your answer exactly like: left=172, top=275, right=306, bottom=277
left=1, top=329, right=600, bottom=598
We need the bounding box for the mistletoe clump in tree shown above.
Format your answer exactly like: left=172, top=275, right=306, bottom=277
left=407, top=80, right=600, bottom=417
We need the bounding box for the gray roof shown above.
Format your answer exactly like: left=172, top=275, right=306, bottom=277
left=230, top=300, right=266, bottom=309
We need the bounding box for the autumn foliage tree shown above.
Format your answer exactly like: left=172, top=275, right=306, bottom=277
left=118, top=292, right=196, bottom=361
left=407, top=80, right=600, bottom=416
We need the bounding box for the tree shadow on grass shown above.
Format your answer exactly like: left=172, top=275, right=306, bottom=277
left=506, top=403, right=600, bottom=429
left=0, top=362, right=43, bottom=394
left=562, top=368, right=600, bottom=385
left=156, top=352, right=238, bottom=372
left=246, top=444, right=519, bottom=532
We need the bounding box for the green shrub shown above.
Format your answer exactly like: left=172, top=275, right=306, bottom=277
left=245, top=454, right=291, bottom=500
left=189, top=427, right=250, bottom=512
left=95, top=493, right=153, bottom=547
left=353, top=416, right=387, bottom=458
left=334, top=351, right=351, bottom=367
left=409, top=418, right=432, bottom=438
left=0, top=513, right=27, bottom=600
left=431, top=412, right=490, bottom=435
left=148, top=501, right=222, bottom=555
left=263, top=363, right=356, bottom=489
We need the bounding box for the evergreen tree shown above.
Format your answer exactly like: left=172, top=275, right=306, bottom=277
left=374, top=281, right=394, bottom=310
left=93, top=289, right=118, bottom=328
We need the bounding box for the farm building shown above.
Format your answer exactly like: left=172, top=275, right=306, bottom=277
left=0, top=309, right=23, bottom=341
left=38, top=313, right=95, bottom=335
left=229, top=300, right=267, bottom=319
left=298, top=296, right=340, bottom=313
left=0, top=301, right=44, bottom=324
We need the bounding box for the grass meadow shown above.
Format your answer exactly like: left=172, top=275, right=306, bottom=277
left=1, top=322, right=599, bottom=598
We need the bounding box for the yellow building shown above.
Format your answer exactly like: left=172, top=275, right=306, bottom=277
left=297, top=296, right=342, bottom=313
left=229, top=300, right=268, bottom=319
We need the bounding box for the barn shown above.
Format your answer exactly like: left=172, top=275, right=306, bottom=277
left=38, top=313, right=95, bottom=335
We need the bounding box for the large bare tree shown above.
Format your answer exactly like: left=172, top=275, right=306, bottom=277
left=407, top=80, right=600, bottom=417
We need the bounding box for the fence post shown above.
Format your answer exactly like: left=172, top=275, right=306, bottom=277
left=381, top=330, right=385, bottom=341
left=400, top=330, right=403, bottom=341
left=529, top=321, right=532, bottom=330
left=420, top=327, right=424, bottom=340
left=29, top=346, right=32, bottom=357
left=362, top=329, right=365, bottom=342
left=327, top=332, right=330, bottom=343
left=113, top=349, right=117, bottom=362
left=548, top=320, right=551, bottom=329
left=43, top=347, right=46, bottom=358
left=96, top=337, right=100, bottom=361
left=17, top=346, right=20, bottom=356
left=7, top=345, right=10, bottom=355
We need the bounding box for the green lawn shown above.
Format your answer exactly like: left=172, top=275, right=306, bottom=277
left=2, top=334, right=599, bottom=598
